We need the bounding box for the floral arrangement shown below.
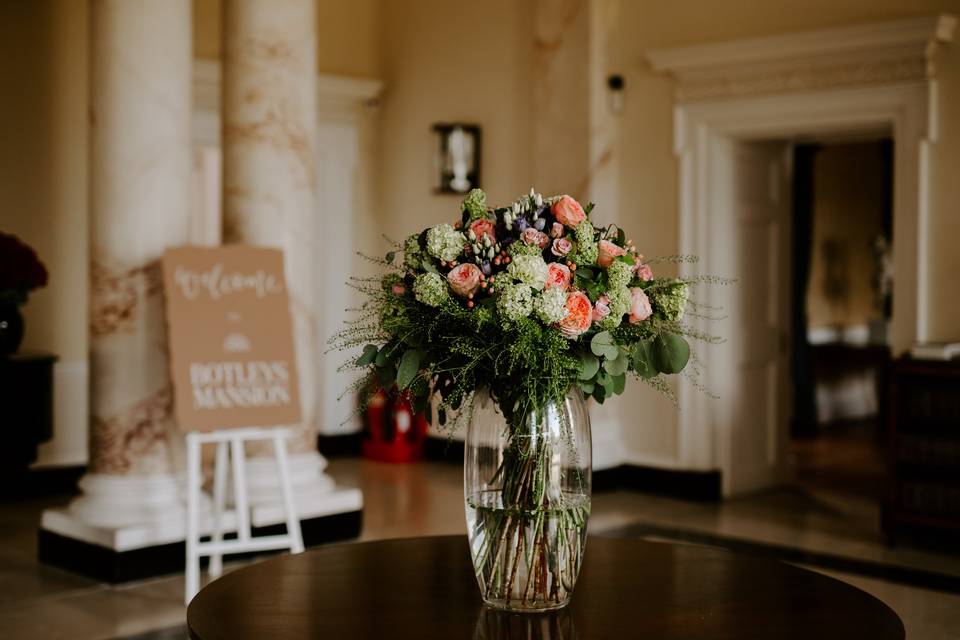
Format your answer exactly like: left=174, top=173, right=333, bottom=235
left=0, top=232, right=48, bottom=306
left=333, top=188, right=720, bottom=431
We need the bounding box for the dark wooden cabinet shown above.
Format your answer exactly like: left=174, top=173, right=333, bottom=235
left=0, top=351, right=56, bottom=484
left=883, top=357, right=960, bottom=540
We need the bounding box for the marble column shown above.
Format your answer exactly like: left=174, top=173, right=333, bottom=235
left=221, top=0, right=335, bottom=510
left=71, top=0, right=192, bottom=527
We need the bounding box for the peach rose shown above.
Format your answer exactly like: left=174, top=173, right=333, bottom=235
left=447, top=263, right=482, bottom=297
left=597, top=240, right=627, bottom=268
left=545, top=263, right=571, bottom=291
left=391, top=283, right=407, bottom=296
left=592, top=295, right=611, bottom=322
left=550, top=222, right=564, bottom=238
left=469, top=218, right=496, bottom=243
left=628, top=287, right=653, bottom=324
left=521, top=228, right=550, bottom=250
left=635, top=264, right=653, bottom=282
left=556, top=291, right=593, bottom=338
left=551, top=195, right=586, bottom=228
left=551, top=238, right=573, bottom=258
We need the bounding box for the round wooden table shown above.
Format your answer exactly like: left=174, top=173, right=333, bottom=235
left=187, top=535, right=904, bottom=639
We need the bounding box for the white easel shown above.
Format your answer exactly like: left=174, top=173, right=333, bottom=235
left=184, top=427, right=304, bottom=604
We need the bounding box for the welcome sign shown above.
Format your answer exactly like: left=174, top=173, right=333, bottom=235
left=162, top=246, right=301, bottom=432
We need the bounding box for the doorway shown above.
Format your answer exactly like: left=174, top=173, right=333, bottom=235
left=673, top=83, right=930, bottom=498
left=789, top=138, right=893, bottom=512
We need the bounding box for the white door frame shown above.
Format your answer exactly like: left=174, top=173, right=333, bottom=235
left=673, top=82, right=931, bottom=495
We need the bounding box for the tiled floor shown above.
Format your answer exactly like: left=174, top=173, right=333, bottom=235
left=1, top=458, right=958, bottom=639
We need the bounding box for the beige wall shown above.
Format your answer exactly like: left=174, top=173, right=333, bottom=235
left=193, top=0, right=381, bottom=78
left=376, top=0, right=536, bottom=241
left=806, top=143, right=887, bottom=331
left=0, top=0, right=88, bottom=362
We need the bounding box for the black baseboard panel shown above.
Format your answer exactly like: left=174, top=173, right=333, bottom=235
left=317, top=433, right=362, bottom=457
left=617, top=465, right=722, bottom=502
left=38, top=509, right=363, bottom=584
left=424, top=436, right=464, bottom=462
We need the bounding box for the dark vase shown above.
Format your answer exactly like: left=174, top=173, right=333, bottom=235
left=0, top=302, right=24, bottom=356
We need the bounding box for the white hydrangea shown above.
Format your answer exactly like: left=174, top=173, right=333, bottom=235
left=413, top=272, right=448, bottom=307
left=497, top=283, right=534, bottom=321
left=425, top=224, right=465, bottom=262
left=607, top=260, right=633, bottom=290
left=534, top=287, right=568, bottom=324
left=507, top=254, right=549, bottom=290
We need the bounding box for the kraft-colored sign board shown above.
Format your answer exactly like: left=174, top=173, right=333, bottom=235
left=162, top=245, right=301, bottom=432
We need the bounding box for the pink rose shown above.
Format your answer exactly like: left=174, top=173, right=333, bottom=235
left=447, top=263, right=482, bottom=297
left=550, top=222, right=564, bottom=238
left=556, top=291, right=593, bottom=338
left=391, top=284, right=407, bottom=296
left=521, top=228, right=550, bottom=250
left=628, top=288, right=653, bottom=324
left=635, top=264, right=653, bottom=282
left=469, top=219, right=496, bottom=242
left=551, top=195, right=586, bottom=228
left=551, top=238, right=573, bottom=257
left=592, top=295, right=611, bottom=322
left=597, top=240, right=627, bottom=268
left=545, top=263, right=571, bottom=291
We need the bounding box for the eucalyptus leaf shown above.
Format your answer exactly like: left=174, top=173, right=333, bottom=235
left=631, top=340, right=657, bottom=379
left=603, top=350, right=629, bottom=376
left=579, top=352, right=600, bottom=380
left=385, top=251, right=396, bottom=264
left=396, top=349, right=423, bottom=390
left=590, top=331, right=619, bottom=360
left=579, top=381, right=595, bottom=395
left=652, top=333, right=691, bottom=374
left=356, top=344, right=378, bottom=367
left=576, top=267, right=596, bottom=280
left=612, top=372, right=627, bottom=395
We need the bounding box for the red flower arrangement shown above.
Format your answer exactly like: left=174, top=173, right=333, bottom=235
left=0, top=232, right=48, bottom=305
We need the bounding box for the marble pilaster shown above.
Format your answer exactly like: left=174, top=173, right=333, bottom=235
left=221, top=0, right=336, bottom=507
left=71, top=0, right=192, bottom=526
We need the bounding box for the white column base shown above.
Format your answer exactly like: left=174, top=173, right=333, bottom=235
left=67, top=473, right=186, bottom=529
left=244, top=451, right=345, bottom=522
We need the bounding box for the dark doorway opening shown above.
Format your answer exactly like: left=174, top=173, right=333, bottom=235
left=789, top=138, right=894, bottom=504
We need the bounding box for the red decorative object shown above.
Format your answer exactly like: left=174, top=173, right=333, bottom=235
left=0, top=232, right=48, bottom=304
left=362, top=387, right=429, bottom=463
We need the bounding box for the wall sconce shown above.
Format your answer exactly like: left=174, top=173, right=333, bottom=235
left=433, top=123, right=481, bottom=194
left=607, top=74, right=625, bottom=114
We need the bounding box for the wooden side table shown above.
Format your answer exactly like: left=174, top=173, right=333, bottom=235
left=187, top=535, right=904, bottom=639
left=0, top=351, right=56, bottom=484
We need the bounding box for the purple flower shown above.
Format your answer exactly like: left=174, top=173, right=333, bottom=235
left=534, top=217, right=546, bottom=231
left=481, top=260, right=492, bottom=276
left=517, top=218, right=530, bottom=232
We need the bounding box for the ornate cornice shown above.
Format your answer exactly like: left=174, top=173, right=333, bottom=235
left=647, top=15, right=956, bottom=102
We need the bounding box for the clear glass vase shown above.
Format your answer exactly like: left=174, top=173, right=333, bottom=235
left=464, top=389, right=591, bottom=612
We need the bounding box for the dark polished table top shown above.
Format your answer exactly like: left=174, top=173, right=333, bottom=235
left=187, top=535, right=904, bottom=639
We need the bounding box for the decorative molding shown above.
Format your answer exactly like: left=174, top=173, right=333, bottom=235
left=193, top=58, right=382, bottom=114
left=647, top=15, right=956, bottom=102
left=672, top=82, right=930, bottom=495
